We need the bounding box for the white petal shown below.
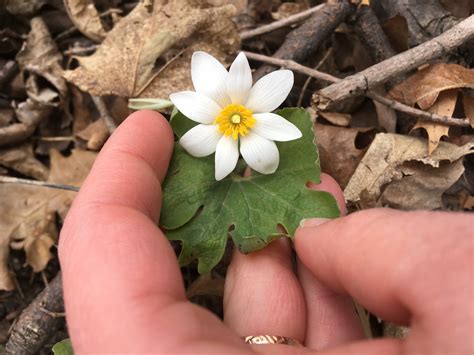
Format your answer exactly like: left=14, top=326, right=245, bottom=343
left=240, top=132, right=279, bottom=174
left=252, top=112, right=302, bottom=142
left=179, top=124, right=221, bottom=157
left=215, top=135, right=239, bottom=180
left=192, top=51, right=230, bottom=107
left=245, top=70, right=294, bottom=113
left=226, top=52, right=252, bottom=105
left=170, top=91, right=221, bottom=124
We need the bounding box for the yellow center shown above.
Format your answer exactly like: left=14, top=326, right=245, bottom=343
left=214, top=104, right=256, bottom=140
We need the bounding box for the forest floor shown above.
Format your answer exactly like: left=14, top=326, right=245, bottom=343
left=0, top=0, right=473, bottom=353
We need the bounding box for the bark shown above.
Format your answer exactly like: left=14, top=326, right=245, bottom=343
left=5, top=273, right=64, bottom=355
left=253, top=0, right=354, bottom=80
left=312, top=15, right=474, bottom=111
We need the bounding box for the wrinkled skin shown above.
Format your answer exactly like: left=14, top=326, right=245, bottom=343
left=59, top=110, right=473, bottom=354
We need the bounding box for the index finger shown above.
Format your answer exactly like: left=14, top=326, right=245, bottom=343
left=59, top=110, right=185, bottom=352
left=295, top=209, right=472, bottom=327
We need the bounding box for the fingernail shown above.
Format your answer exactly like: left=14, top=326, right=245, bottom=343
left=299, top=218, right=330, bottom=227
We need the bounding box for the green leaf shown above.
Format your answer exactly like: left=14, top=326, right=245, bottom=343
left=52, top=339, right=74, bottom=355
left=161, top=108, right=340, bottom=273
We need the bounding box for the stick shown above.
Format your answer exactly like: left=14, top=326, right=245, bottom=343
left=92, top=96, right=117, bottom=133
left=0, top=176, right=80, bottom=192
left=244, top=51, right=471, bottom=128
left=253, top=0, right=354, bottom=80
left=239, top=4, right=325, bottom=40
left=5, top=273, right=64, bottom=355
left=313, top=15, right=474, bottom=111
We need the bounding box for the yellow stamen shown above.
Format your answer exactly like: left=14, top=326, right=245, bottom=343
left=231, top=114, right=241, bottom=124
left=214, top=104, right=256, bottom=140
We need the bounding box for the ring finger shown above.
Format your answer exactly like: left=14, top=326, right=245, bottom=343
left=223, top=237, right=306, bottom=342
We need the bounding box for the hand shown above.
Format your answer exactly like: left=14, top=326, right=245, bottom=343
left=59, top=110, right=473, bottom=354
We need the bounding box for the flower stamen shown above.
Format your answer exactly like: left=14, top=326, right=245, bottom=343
left=214, top=104, right=256, bottom=140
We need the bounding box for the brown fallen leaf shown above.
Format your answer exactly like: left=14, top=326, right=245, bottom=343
left=380, top=159, right=465, bottom=210
left=76, top=118, right=110, bottom=151
left=381, top=14, right=409, bottom=53
left=0, top=99, right=52, bottom=147
left=463, top=92, right=474, bottom=128
left=411, top=89, right=457, bottom=154
left=16, top=17, right=68, bottom=107
left=344, top=133, right=474, bottom=210
left=272, top=2, right=308, bottom=20
left=0, top=149, right=96, bottom=290
left=63, top=0, right=108, bottom=42
left=2, top=0, right=47, bottom=16
left=388, top=63, right=474, bottom=109
left=0, top=144, right=49, bottom=180
left=315, top=124, right=374, bottom=188
left=71, top=86, right=94, bottom=133
left=461, top=195, right=474, bottom=209
left=63, top=0, right=239, bottom=99
left=186, top=272, right=225, bottom=298
left=317, top=111, right=351, bottom=127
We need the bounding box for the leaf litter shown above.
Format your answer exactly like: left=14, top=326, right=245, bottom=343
left=1, top=0, right=474, bottom=350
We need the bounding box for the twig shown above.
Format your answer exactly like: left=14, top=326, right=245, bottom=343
left=245, top=51, right=471, bottom=128
left=5, top=273, right=64, bottom=355
left=254, top=0, right=354, bottom=80
left=239, top=4, right=325, bottom=40
left=313, top=15, right=474, bottom=110
left=64, top=44, right=98, bottom=56
left=34, top=136, right=75, bottom=142
left=39, top=308, right=65, bottom=318
left=245, top=51, right=338, bottom=82
left=0, top=176, right=80, bottom=192
left=296, top=48, right=333, bottom=107
left=92, top=96, right=117, bottom=133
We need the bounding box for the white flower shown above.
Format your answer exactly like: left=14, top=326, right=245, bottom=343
left=170, top=51, right=302, bottom=181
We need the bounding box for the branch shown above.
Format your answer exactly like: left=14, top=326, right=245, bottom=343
left=5, top=273, right=64, bottom=355
left=92, top=96, right=117, bottom=133
left=239, top=4, right=325, bottom=40
left=0, top=176, right=80, bottom=192
left=313, top=15, right=474, bottom=110
left=254, top=0, right=354, bottom=80
left=244, top=51, right=471, bottom=128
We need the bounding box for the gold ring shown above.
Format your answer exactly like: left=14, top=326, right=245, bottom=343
left=244, top=335, right=303, bottom=346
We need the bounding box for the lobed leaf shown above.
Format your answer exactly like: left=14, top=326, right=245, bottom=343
left=160, top=108, right=340, bottom=273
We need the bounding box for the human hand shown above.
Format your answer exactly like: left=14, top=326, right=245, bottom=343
left=59, top=110, right=473, bottom=354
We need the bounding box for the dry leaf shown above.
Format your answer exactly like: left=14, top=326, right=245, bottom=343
left=76, top=119, right=110, bottom=151
left=439, top=0, right=473, bottom=18
left=205, top=0, right=247, bottom=13
left=411, top=89, right=457, bottom=154
left=461, top=195, right=474, bottom=209
left=344, top=133, right=474, bottom=209
left=388, top=63, right=474, bottom=108
left=0, top=144, right=49, bottom=180
left=272, top=2, right=307, bottom=20
left=0, top=149, right=96, bottom=290
left=186, top=273, right=225, bottom=298
left=317, top=111, right=351, bottom=127
left=3, top=0, right=47, bottom=15
left=0, top=108, right=14, bottom=127
left=71, top=86, right=94, bottom=133
left=63, top=0, right=108, bottom=42
left=315, top=124, right=373, bottom=188
left=463, top=92, right=474, bottom=128
left=16, top=17, right=68, bottom=107
left=381, top=14, right=409, bottom=53
left=380, top=159, right=465, bottom=210
left=63, top=0, right=239, bottom=99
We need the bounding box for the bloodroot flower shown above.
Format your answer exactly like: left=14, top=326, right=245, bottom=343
left=170, top=51, right=302, bottom=181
